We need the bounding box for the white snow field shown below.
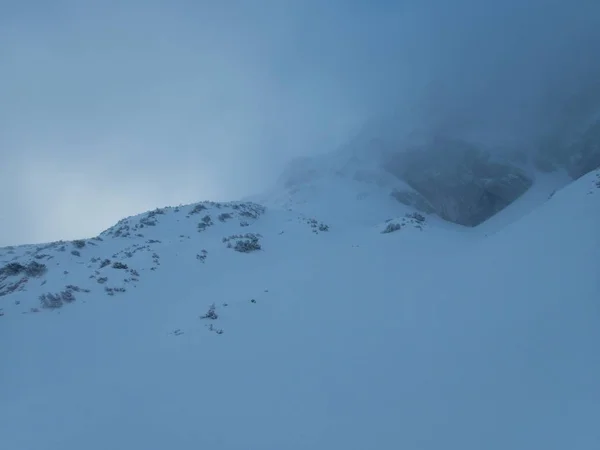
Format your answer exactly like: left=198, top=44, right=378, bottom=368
left=1, top=163, right=599, bottom=450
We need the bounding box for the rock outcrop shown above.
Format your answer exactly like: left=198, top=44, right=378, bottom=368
left=384, top=137, right=533, bottom=227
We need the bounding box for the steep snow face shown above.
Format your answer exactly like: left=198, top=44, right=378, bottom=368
left=247, top=145, right=418, bottom=228
left=1, top=158, right=599, bottom=450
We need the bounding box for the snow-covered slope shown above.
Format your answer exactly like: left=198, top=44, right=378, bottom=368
left=472, top=168, right=573, bottom=234
left=1, top=161, right=599, bottom=449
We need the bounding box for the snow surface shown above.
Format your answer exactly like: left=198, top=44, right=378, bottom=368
left=1, top=165, right=599, bottom=450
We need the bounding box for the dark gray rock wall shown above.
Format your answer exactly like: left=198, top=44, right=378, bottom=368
left=384, top=137, right=533, bottom=227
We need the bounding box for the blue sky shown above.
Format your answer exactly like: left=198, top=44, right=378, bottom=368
left=2, top=0, right=599, bottom=246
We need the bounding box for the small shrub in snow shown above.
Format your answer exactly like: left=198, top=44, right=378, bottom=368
left=382, top=223, right=402, bottom=234
left=235, top=239, right=261, bottom=253
left=71, top=250, right=81, bottom=257
left=223, top=233, right=262, bottom=253
left=39, top=293, right=63, bottom=309
left=147, top=208, right=165, bottom=217
left=197, top=214, right=213, bottom=232
left=208, top=323, right=224, bottom=334
left=196, top=250, right=208, bottom=263
left=305, top=218, right=330, bottom=233
left=200, top=303, right=218, bottom=320
left=39, top=289, right=76, bottom=309
left=406, top=212, right=426, bottom=223
left=97, top=277, right=108, bottom=284
left=239, top=210, right=257, bottom=218
left=0, top=277, right=28, bottom=297
left=105, top=287, right=126, bottom=296
left=112, top=262, right=128, bottom=270
left=0, top=262, right=25, bottom=276
left=0, top=261, right=47, bottom=278
left=72, top=239, right=86, bottom=249
left=218, top=213, right=232, bottom=222
left=100, top=259, right=111, bottom=268
left=189, top=204, right=208, bottom=215
left=25, top=261, right=47, bottom=277
left=65, top=284, right=91, bottom=293
left=139, top=215, right=158, bottom=227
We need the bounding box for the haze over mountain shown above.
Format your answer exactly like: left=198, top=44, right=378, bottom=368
left=3, top=0, right=600, bottom=245
left=2, top=2, right=600, bottom=449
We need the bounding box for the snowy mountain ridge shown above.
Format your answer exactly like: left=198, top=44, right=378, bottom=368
left=1, top=148, right=599, bottom=449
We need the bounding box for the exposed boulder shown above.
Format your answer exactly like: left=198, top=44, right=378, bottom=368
left=384, top=137, right=533, bottom=227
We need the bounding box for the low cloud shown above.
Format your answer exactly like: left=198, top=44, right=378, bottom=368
left=2, top=1, right=599, bottom=245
